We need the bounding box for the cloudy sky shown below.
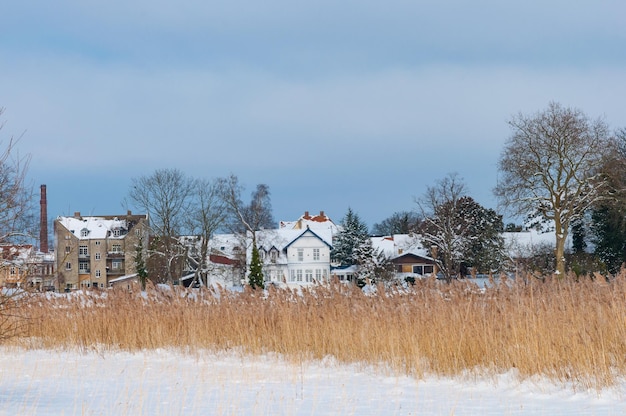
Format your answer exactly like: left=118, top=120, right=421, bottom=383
left=2, top=1, right=625, bottom=231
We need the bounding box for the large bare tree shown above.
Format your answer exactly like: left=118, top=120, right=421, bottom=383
left=0, top=110, right=33, bottom=244
left=218, top=174, right=275, bottom=287
left=184, top=178, right=228, bottom=287
left=494, top=102, right=614, bottom=276
left=0, top=108, right=34, bottom=340
left=417, top=173, right=468, bottom=282
left=126, top=168, right=195, bottom=283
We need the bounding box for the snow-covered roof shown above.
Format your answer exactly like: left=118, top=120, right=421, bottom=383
left=279, top=211, right=339, bottom=234
left=57, top=216, right=136, bottom=240
left=371, top=234, right=431, bottom=259
left=256, top=227, right=333, bottom=252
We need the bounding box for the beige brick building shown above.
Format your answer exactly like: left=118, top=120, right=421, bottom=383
left=54, top=211, right=149, bottom=291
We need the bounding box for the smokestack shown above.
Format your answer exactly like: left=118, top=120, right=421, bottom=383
left=39, top=185, right=49, bottom=253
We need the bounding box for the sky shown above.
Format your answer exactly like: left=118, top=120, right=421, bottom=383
left=2, top=1, right=626, bottom=234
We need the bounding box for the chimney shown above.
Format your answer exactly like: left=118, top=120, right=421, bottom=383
left=319, top=211, right=325, bottom=217
left=39, top=185, right=49, bottom=253
left=304, top=211, right=310, bottom=218
left=74, top=211, right=81, bottom=218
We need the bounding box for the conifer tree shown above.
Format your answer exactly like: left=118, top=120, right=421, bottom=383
left=248, top=244, right=264, bottom=289
left=331, top=208, right=370, bottom=266
left=134, top=237, right=149, bottom=291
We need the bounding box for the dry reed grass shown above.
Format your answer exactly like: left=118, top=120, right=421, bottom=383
left=9, top=272, right=626, bottom=389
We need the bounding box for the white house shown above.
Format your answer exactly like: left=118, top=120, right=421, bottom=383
left=253, top=227, right=333, bottom=286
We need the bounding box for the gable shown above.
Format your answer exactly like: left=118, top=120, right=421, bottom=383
left=392, top=252, right=435, bottom=265
left=284, top=228, right=332, bottom=251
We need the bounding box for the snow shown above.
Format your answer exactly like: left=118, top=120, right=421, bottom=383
left=1, top=348, right=624, bottom=415
left=58, top=216, right=130, bottom=240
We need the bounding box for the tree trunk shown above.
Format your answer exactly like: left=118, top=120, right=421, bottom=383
left=554, top=217, right=567, bottom=277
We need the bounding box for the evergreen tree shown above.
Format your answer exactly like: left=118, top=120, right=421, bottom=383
left=457, top=196, right=505, bottom=274
left=134, top=236, right=149, bottom=291
left=571, top=217, right=587, bottom=254
left=248, top=244, right=264, bottom=289
left=331, top=208, right=370, bottom=266
left=590, top=205, right=626, bottom=274
left=354, top=239, right=395, bottom=286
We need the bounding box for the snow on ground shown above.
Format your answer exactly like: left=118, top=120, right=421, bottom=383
left=1, top=347, right=625, bottom=415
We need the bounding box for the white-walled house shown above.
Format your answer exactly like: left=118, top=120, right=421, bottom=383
left=252, top=227, right=333, bottom=286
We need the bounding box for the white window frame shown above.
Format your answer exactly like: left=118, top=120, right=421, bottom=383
left=297, top=248, right=304, bottom=262
left=313, top=248, right=320, bottom=261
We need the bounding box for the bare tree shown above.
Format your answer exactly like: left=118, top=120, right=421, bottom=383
left=494, top=102, right=614, bottom=276
left=126, top=168, right=195, bottom=283
left=185, top=178, right=228, bottom=287
left=218, top=174, right=275, bottom=287
left=0, top=108, right=35, bottom=340
left=371, top=211, right=421, bottom=236
left=416, top=173, right=468, bottom=282
left=0, top=111, right=34, bottom=244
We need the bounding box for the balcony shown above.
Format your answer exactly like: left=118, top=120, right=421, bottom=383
left=107, top=252, right=125, bottom=259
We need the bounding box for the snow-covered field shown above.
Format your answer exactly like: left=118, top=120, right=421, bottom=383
left=1, top=348, right=625, bottom=415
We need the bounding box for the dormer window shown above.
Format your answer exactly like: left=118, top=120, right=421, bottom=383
left=113, top=229, right=121, bottom=237
left=80, top=229, right=89, bottom=237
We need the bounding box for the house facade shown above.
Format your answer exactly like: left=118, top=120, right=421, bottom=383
left=0, top=245, right=55, bottom=290
left=54, top=211, right=149, bottom=290
left=371, top=234, right=437, bottom=279
left=254, top=227, right=333, bottom=286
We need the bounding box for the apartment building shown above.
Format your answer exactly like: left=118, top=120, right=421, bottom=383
left=54, top=211, right=149, bottom=290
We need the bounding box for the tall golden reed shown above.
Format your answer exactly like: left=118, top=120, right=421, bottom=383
left=13, top=272, right=626, bottom=389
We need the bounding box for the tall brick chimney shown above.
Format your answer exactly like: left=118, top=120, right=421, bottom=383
left=39, top=184, right=49, bottom=253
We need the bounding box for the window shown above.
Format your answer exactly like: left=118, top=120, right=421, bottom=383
left=297, top=248, right=304, bottom=262
left=413, top=265, right=423, bottom=275
left=79, top=245, right=88, bottom=256
left=315, top=269, right=322, bottom=281
left=305, top=269, right=313, bottom=283
left=95, top=241, right=101, bottom=246
left=112, top=244, right=121, bottom=253
left=95, top=252, right=101, bottom=260
left=424, top=265, right=434, bottom=274
left=9, top=267, right=16, bottom=276
left=65, top=246, right=71, bottom=254
left=65, top=262, right=72, bottom=270
left=80, top=229, right=89, bottom=237
left=95, top=270, right=101, bottom=278
left=112, top=261, right=122, bottom=270
left=270, top=250, right=278, bottom=263
left=113, top=229, right=121, bottom=237
left=313, top=248, right=320, bottom=261
left=79, top=262, right=89, bottom=273
left=296, top=269, right=303, bottom=282
left=289, top=270, right=296, bottom=282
